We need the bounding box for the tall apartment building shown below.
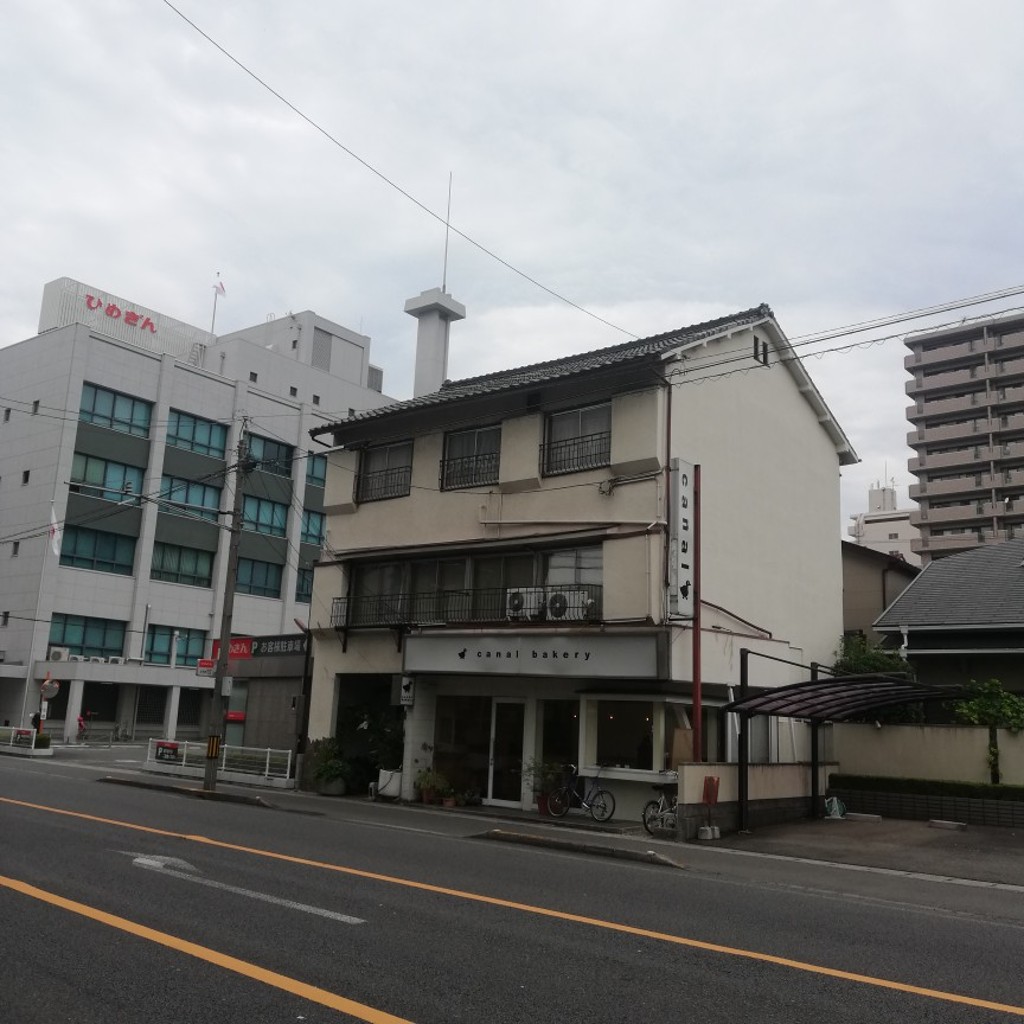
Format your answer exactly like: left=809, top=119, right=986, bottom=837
left=906, top=309, right=1024, bottom=562
left=0, top=277, right=391, bottom=741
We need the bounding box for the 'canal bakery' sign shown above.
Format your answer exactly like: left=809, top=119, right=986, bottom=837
left=668, top=458, right=695, bottom=618
left=403, top=634, right=658, bottom=678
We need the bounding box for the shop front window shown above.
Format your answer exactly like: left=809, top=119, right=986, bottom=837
left=595, top=699, right=654, bottom=770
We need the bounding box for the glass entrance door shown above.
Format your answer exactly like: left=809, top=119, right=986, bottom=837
left=488, top=700, right=525, bottom=805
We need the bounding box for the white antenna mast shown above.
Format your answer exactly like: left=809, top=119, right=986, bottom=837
left=442, top=172, right=453, bottom=293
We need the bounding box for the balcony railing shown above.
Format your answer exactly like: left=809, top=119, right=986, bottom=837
left=331, top=584, right=604, bottom=629
left=440, top=452, right=500, bottom=490
left=540, top=431, right=611, bottom=476
left=355, top=465, right=412, bottom=503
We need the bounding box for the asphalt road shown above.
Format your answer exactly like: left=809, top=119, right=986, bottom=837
left=2, top=749, right=1024, bottom=1023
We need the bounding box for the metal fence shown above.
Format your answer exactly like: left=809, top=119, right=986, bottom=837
left=0, top=725, right=38, bottom=750
left=146, top=738, right=292, bottom=779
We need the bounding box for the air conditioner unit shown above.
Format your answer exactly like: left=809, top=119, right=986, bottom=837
left=506, top=586, right=545, bottom=621
left=546, top=589, right=592, bottom=622
left=48, top=646, right=71, bottom=662
left=89, top=656, right=106, bottom=664
left=68, top=655, right=86, bottom=662
left=108, top=657, right=126, bottom=665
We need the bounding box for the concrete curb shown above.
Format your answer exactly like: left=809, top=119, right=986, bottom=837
left=99, top=775, right=273, bottom=807
left=478, top=828, right=685, bottom=868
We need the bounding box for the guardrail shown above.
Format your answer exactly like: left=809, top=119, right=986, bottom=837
left=145, top=738, right=292, bottom=781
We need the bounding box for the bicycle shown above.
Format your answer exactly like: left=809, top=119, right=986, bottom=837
left=547, top=764, right=615, bottom=822
left=642, top=771, right=679, bottom=835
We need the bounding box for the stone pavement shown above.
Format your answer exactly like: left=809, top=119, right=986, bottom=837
left=712, top=814, right=1024, bottom=886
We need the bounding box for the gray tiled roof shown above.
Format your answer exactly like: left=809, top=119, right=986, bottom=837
left=313, top=303, right=773, bottom=433
left=875, top=539, right=1024, bottom=629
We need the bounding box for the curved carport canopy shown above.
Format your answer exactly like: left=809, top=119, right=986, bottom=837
left=723, top=673, right=967, bottom=829
left=723, top=674, right=964, bottom=722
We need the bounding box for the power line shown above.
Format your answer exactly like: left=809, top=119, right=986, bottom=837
left=159, top=0, right=636, bottom=341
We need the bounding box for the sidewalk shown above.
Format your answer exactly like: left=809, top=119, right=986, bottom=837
left=712, top=815, right=1024, bottom=886
left=101, top=774, right=1024, bottom=886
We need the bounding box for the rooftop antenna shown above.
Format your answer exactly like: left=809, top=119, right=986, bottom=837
left=210, top=272, right=226, bottom=334
left=442, top=172, right=453, bottom=293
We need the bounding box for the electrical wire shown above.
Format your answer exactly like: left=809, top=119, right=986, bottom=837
left=159, top=0, right=636, bottom=341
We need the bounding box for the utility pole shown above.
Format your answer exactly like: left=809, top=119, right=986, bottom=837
left=203, top=425, right=251, bottom=792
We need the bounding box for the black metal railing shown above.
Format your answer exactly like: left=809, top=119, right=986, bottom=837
left=540, top=431, right=611, bottom=476
left=355, top=465, right=413, bottom=503
left=440, top=452, right=500, bottom=490
left=330, top=584, right=603, bottom=629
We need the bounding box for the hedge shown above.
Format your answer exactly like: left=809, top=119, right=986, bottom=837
left=828, top=773, right=1024, bottom=802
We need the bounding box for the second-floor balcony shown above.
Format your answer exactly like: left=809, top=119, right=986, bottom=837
left=540, top=431, right=611, bottom=476
left=331, top=583, right=604, bottom=629
left=355, top=465, right=413, bottom=503
left=440, top=451, right=500, bottom=490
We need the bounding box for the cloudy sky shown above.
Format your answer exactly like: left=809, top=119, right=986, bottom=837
left=4, top=1, right=1024, bottom=530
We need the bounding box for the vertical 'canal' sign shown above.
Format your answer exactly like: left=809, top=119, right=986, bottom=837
left=669, top=459, right=695, bottom=618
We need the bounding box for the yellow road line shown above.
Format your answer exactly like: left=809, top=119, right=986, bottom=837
left=4, top=795, right=1023, bottom=1017
left=0, top=873, right=413, bottom=1024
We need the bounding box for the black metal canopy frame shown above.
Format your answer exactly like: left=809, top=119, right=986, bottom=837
left=722, top=674, right=965, bottom=722
left=722, top=651, right=967, bottom=831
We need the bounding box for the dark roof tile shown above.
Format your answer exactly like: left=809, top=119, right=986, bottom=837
left=313, top=303, right=773, bottom=434
left=876, top=538, right=1024, bottom=629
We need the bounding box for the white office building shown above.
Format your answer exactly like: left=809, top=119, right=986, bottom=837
left=0, top=277, right=390, bottom=743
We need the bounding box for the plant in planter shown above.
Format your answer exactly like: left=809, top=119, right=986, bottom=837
left=440, top=784, right=457, bottom=809
left=522, top=758, right=563, bottom=815
left=310, top=738, right=352, bottom=796
left=414, top=767, right=448, bottom=804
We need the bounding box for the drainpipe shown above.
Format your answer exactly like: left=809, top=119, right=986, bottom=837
left=809, top=661, right=820, bottom=818
left=738, top=648, right=749, bottom=832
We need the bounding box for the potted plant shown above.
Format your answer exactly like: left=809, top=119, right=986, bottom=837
left=310, top=738, right=352, bottom=796
left=523, top=758, right=562, bottom=815
left=414, top=767, right=448, bottom=805
left=440, top=784, right=457, bottom=809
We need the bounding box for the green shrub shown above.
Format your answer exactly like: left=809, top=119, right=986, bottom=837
left=828, top=773, right=1024, bottom=802
left=34, top=733, right=51, bottom=750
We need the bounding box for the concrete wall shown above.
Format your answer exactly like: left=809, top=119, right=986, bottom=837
left=669, top=324, right=846, bottom=669
left=677, top=761, right=829, bottom=804
left=832, top=722, right=1024, bottom=785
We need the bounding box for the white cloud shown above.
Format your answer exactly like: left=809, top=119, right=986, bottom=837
left=4, top=0, right=1024, bottom=530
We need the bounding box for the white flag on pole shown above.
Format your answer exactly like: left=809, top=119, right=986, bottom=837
left=214, top=279, right=226, bottom=296
left=49, top=505, right=62, bottom=556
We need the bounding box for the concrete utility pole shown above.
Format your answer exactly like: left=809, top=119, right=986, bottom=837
left=203, top=426, right=252, bottom=792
